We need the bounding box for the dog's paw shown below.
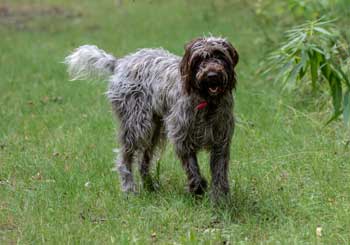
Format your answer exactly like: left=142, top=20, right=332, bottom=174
left=121, top=182, right=137, bottom=193
left=210, top=186, right=231, bottom=206
left=143, top=177, right=160, bottom=192
left=189, top=177, right=208, bottom=195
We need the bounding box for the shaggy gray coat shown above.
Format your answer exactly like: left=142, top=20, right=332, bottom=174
left=65, top=37, right=239, bottom=200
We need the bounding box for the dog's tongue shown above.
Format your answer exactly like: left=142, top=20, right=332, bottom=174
left=196, top=101, right=208, bottom=110
left=209, top=87, right=219, bottom=93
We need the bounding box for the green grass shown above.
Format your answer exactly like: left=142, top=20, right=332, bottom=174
left=1, top=0, right=350, bottom=243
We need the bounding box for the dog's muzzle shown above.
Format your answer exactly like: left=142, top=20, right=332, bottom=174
left=203, top=71, right=225, bottom=96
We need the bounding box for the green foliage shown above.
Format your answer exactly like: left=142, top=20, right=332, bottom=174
left=252, top=0, right=350, bottom=28
left=266, top=18, right=350, bottom=125
left=247, top=0, right=350, bottom=46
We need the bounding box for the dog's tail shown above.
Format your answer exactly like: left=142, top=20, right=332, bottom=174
left=64, top=45, right=117, bottom=81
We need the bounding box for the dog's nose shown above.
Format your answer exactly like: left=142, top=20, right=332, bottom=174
left=207, top=72, right=218, bottom=79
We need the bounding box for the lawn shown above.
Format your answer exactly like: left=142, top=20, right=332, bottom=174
left=1, top=0, right=350, bottom=243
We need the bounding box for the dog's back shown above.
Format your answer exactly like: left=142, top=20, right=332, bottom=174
left=107, top=48, right=182, bottom=114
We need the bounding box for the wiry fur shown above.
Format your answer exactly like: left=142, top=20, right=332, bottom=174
left=65, top=45, right=117, bottom=80
left=65, top=37, right=239, bottom=201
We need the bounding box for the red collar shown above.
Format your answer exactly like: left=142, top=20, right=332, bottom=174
left=196, top=88, right=226, bottom=110
left=196, top=101, right=208, bottom=110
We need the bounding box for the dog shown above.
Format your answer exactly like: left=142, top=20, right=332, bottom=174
left=65, top=36, right=239, bottom=201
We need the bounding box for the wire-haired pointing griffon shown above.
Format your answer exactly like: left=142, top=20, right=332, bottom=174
left=65, top=37, right=239, bottom=201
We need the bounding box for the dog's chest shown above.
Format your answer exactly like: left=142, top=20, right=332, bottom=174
left=165, top=95, right=234, bottom=153
left=190, top=112, right=218, bottom=148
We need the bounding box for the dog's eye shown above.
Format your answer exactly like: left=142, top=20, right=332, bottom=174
left=212, top=51, right=224, bottom=59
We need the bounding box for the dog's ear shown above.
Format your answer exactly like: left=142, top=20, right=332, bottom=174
left=223, top=41, right=239, bottom=90
left=180, top=38, right=203, bottom=94
left=223, top=41, right=239, bottom=68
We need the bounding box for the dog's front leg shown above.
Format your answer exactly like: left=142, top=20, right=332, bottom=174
left=210, top=145, right=230, bottom=201
left=181, top=154, right=207, bottom=195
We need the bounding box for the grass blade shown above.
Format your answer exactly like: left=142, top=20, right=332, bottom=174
left=343, top=90, right=350, bottom=126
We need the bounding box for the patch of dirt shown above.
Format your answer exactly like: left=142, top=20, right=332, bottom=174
left=0, top=214, right=17, bottom=232
left=0, top=4, right=82, bottom=30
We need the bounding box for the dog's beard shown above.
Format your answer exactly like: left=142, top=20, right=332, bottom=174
left=194, top=62, right=229, bottom=99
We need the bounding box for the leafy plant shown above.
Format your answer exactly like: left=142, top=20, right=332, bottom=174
left=266, top=18, right=350, bottom=125
left=252, top=0, right=348, bottom=19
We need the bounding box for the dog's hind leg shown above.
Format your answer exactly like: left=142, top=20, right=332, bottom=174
left=139, top=117, right=162, bottom=191
left=116, top=146, right=136, bottom=193
left=112, top=92, right=156, bottom=193
left=139, top=149, right=155, bottom=191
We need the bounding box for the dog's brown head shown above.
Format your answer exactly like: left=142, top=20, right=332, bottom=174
left=180, top=37, right=239, bottom=99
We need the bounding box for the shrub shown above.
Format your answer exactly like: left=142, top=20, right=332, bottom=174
left=265, top=18, right=350, bottom=125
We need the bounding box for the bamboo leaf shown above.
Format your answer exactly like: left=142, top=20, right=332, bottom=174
left=299, top=62, right=309, bottom=80
left=274, top=59, right=294, bottom=83
left=327, top=72, right=342, bottom=114
left=284, top=60, right=304, bottom=89
left=309, top=51, right=319, bottom=92
left=310, top=46, right=325, bottom=55
left=298, top=49, right=309, bottom=79
left=321, top=63, right=331, bottom=80
left=337, top=68, right=350, bottom=88
left=314, top=27, right=333, bottom=36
